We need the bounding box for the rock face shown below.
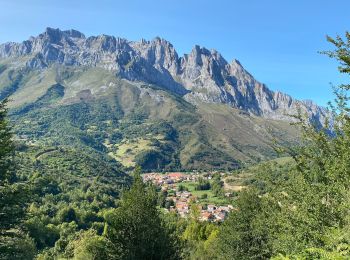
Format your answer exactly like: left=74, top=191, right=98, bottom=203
left=0, top=27, right=327, bottom=123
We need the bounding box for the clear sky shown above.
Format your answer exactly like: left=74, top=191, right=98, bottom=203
left=0, top=0, right=349, bottom=106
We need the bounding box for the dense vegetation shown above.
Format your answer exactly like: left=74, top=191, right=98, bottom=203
left=10, top=90, right=184, bottom=171
left=2, top=33, right=350, bottom=259
left=0, top=99, right=36, bottom=259
left=209, top=32, right=350, bottom=259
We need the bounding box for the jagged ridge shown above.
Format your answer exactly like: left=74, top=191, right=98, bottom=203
left=0, top=27, right=327, bottom=123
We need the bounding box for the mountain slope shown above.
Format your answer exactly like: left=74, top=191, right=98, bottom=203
left=0, top=27, right=327, bottom=123
left=0, top=28, right=322, bottom=170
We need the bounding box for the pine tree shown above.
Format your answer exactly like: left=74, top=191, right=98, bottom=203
left=0, top=98, right=35, bottom=260
left=0, top=98, right=14, bottom=182
left=103, top=166, right=179, bottom=259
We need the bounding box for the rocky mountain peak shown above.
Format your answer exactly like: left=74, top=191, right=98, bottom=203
left=62, top=29, right=86, bottom=39
left=42, top=27, right=63, bottom=43
left=0, top=28, right=328, bottom=124
left=42, top=27, right=85, bottom=39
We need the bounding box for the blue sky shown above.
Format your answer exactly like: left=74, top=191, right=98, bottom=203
left=0, top=0, right=349, bottom=106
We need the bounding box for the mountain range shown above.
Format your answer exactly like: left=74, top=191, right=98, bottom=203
left=0, top=27, right=327, bottom=170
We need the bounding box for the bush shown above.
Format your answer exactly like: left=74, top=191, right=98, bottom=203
left=195, top=178, right=211, bottom=191
left=201, top=193, right=208, bottom=199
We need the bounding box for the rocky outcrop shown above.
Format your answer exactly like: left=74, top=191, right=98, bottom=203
left=0, top=27, right=328, bottom=123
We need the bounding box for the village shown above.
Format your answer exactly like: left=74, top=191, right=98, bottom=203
left=142, top=172, right=235, bottom=222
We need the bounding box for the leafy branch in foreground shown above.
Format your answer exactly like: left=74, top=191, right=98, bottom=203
left=212, top=32, right=350, bottom=259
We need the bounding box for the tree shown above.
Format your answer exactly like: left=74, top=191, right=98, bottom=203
left=57, top=206, right=78, bottom=223
left=214, top=32, right=350, bottom=259
left=177, top=184, right=185, bottom=192
left=0, top=98, right=14, bottom=182
left=195, top=177, right=211, bottom=191
left=73, top=230, right=113, bottom=260
left=0, top=98, right=35, bottom=259
left=181, top=218, right=218, bottom=259
left=103, top=166, right=180, bottom=259
left=278, top=32, right=350, bottom=256
left=157, top=190, right=168, bottom=208
left=211, top=174, right=223, bottom=197
left=215, top=188, right=274, bottom=259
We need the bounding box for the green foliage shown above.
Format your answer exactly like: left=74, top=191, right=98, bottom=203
left=57, top=206, right=78, bottom=223
left=25, top=217, right=59, bottom=250
left=212, top=32, right=350, bottom=259
left=181, top=219, right=219, bottom=259
left=103, top=167, right=180, bottom=259
left=194, top=177, right=211, bottom=191
left=215, top=188, right=274, bottom=259
left=0, top=99, right=14, bottom=182
left=200, top=193, right=208, bottom=199
left=16, top=145, right=130, bottom=257
left=178, top=184, right=188, bottom=192
left=0, top=230, right=36, bottom=260
left=73, top=230, right=113, bottom=260
left=134, top=149, right=169, bottom=171
left=211, top=174, right=224, bottom=197
left=0, top=98, right=36, bottom=259
left=158, top=190, right=168, bottom=208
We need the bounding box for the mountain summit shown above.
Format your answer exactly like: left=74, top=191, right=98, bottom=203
left=0, top=28, right=330, bottom=169
left=0, top=27, right=326, bottom=123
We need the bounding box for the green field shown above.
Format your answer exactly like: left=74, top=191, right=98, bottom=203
left=179, top=181, right=232, bottom=205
